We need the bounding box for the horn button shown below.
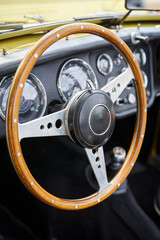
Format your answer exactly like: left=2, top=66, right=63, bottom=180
left=66, top=90, right=116, bottom=149
left=89, top=104, right=111, bottom=135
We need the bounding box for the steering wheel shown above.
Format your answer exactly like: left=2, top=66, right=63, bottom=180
left=6, top=23, right=147, bottom=210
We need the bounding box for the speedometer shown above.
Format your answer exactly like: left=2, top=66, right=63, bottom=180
left=57, top=59, right=98, bottom=102
left=0, top=73, right=47, bottom=123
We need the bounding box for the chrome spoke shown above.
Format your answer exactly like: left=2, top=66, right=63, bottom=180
left=18, top=109, right=67, bottom=141
left=101, top=66, right=134, bottom=103
left=85, top=147, right=108, bottom=191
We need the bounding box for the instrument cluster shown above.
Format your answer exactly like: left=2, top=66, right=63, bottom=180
left=0, top=46, right=149, bottom=123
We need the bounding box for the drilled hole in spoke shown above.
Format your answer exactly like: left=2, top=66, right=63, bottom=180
left=117, top=83, right=120, bottom=87
left=55, top=119, right=62, bottom=129
left=96, top=157, right=100, bottom=162
left=98, top=165, right=101, bottom=168
left=92, top=148, right=98, bottom=154
left=47, top=122, right=52, bottom=129
left=40, top=125, right=44, bottom=130
left=112, top=87, right=116, bottom=93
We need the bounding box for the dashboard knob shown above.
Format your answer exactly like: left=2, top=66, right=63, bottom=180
left=116, top=98, right=124, bottom=106
left=131, top=32, right=149, bottom=44
left=135, top=35, right=149, bottom=44
left=128, top=93, right=136, bottom=104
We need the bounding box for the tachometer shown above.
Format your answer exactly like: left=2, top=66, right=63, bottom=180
left=57, top=58, right=98, bottom=102
left=0, top=73, right=47, bottom=123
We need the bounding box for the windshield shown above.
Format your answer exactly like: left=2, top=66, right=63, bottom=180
left=1, top=0, right=126, bottom=23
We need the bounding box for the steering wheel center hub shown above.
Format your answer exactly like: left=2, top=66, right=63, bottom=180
left=89, top=104, right=111, bottom=135
left=66, top=90, right=116, bottom=148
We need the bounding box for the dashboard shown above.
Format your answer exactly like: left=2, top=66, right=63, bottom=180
left=0, top=26, right=160, bottom=138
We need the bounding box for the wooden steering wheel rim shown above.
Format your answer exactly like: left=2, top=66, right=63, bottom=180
left=6, top=23, right=147, bottom=210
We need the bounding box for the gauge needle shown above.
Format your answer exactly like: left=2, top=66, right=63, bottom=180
left=86, top=79, right=96, bottom=90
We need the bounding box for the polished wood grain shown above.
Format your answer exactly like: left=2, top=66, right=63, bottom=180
left=5, top=23, right=147, bottom=210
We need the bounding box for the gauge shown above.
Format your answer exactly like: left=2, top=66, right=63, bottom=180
left=97, top=53, right=113, bottom=76
left=133, top=48, right=146, bottom=66
left=142, top=71, right=148, bottom=88
left=114, top=57, right=121, bottom=66
left=0, top=73, right=47, bottom=123
left=57, top=58, right=98, bottom=102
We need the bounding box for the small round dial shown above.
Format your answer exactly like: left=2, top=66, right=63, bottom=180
left=97, top=53, right=113, bottom=75
left=0, top=73, right=47, bottom=123
left=57, top=58, right=98, bottom=102
left=133, top=48, right=146, bottom=66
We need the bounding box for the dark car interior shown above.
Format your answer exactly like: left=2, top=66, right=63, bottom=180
left=0, top=18, right=160, bottom=240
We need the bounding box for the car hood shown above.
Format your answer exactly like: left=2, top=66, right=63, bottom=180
left=0, top=0, right=126, bottom=24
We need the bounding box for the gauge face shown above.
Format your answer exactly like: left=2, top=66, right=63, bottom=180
left=133, top=48, right=146, bottom=66
left=57, top=59, right=98, bottom=102
left=97, top=53, right=113, bottom=76
left=0, top=73, right=47, bottom=123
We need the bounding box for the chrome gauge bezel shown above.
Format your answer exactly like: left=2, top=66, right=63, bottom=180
left=0, top=75, right=13, bottom=121
left=57, top=58, right=98, bottom=102
left=0, top=73, right=47, bottom=121
left=97, top=53, right=113, bottom=76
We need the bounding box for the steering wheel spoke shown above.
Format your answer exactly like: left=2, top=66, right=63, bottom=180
left=101, top=66, right=134, bottom=103
left=18, top=109, right=67, bottom=141
left=85, top=147, right=109, bottom=191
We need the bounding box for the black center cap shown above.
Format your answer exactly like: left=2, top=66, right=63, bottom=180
left=67, top=90, right=116, bottom=149
left=89, top=105, right=111, bottom=135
